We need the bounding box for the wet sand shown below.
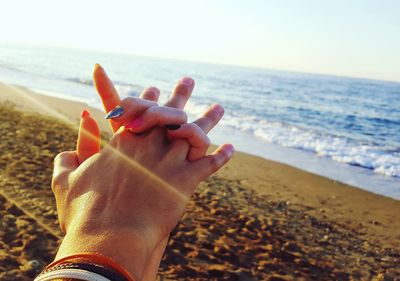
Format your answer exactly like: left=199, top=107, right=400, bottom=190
left=0, top=82, right=399, bottom=280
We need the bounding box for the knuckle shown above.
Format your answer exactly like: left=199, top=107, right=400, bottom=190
left=144, top=92, right=157, bottom=101
left=121, top=96, right=135, bottom=106
left=147, top=106, right=158, bottom=114
left=176, top=84, right=191, bottom=97
left=179, top=111, right=188, bottom=122
left=187, top=123, right=199, bottom=131
left=53, top=151, right=75, bottom=167
left=143, top=87, right=160, bottom=100
left=51, top=172, right=66, bottom=193
left=208, top=156, right=221, bottom=173
left=54, top=151, right=67, bottom=162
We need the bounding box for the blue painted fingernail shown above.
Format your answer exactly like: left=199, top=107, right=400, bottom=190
left=105, top=105, right=124, bottom=119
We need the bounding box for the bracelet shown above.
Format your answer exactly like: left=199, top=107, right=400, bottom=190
left=37, top=262, right=127, bottom=281
left=41, top=253, right=136, bottom=281
left=34, top=268, right=110, bottom=281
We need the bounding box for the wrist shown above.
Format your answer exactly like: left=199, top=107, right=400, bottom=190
left=55, top=227, right=152, bottom=281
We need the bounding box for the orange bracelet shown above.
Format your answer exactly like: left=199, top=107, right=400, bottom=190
left=43, top=252, right=136, bottom=281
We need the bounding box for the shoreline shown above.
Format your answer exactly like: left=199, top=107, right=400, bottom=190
left=2, top=81, right=399, bottom=199
left=1, top=81, right=399, bottom=279
left=1, top=81, right=399, bottom=241
left=209, top=125, right=400, bottom=200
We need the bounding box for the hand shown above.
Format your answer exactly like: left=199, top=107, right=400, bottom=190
left=94, top=64, right=224, bottom=161
left=53, top=65, right=233, bottom=274
left=53, top=118, right=233, bottom=280
left=90, top=65, right=226, bottom=280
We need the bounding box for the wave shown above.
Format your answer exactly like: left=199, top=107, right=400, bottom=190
left=19, top=73, right=400, bottom=179
left=65, top=77, right=93, bottom=86
left=65, top=77, right=143, bottom=98
left=185, top=101, right=400, bottom=178
left=0, top=61, right=27, bottom=74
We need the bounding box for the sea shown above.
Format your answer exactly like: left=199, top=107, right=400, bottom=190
left=1, top=43, right=399, bottom=199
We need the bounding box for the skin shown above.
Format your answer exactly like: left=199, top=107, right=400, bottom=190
left=52, top=65, right=234, bottom=280
left=76, top=110, right=100, bottom=164
left=93, top=66, right=226, bottom=279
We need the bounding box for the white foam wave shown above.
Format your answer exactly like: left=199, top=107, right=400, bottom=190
left=184, top=101, right=209, bottom=120
left=184, top=101, right=400, bottom=178
left=60, top=76, right=400, bottom=179
left=252, top=122, right=400, bottom=177
left=114, top=83, right=142, bottom=98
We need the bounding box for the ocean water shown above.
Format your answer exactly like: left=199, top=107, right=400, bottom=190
left=1, top=43, right=399, bottom=199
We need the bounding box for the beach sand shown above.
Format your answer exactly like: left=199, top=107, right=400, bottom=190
left=0, top=82, right=399, bottom=280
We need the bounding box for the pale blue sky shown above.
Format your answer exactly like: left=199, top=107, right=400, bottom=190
left=1, top=0, right=399, bottom=81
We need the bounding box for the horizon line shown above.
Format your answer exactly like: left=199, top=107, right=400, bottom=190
left=1, top=40, right=400, bottom=85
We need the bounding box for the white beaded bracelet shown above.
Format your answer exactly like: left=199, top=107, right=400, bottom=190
left=34, top=268, right=112, bottom=281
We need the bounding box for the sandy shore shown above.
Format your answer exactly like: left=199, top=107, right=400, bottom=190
left=0, top=82, right=399, bottom=280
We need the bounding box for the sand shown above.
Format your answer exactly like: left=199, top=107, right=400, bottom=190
left=0, top=82, right=399, bottom=280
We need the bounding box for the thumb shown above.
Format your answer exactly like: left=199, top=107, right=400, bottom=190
left=77, top=110, right=101, bottom=164
left=52, top=151, right=79, bottom=191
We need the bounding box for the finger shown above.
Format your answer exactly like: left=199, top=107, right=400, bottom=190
left=93, top=64, right=121, bottom=111
left=125, top=106, right=187, bottom=133
left=77, top=110, right=101, bottom=164
left=164, top=77, right=194, bottom=109
left=52, top=151, right=79, bottom=190
left=189, top=144, right=234, bottom=181
left=105, top=97, right=158, bottom=123
left=139, top=86, right=160, bottom=102
left=193, top=104, right=224, bottom=133
left=53, top=151, right=79, bottom=176
left=93, top=64, right=121, bottom=132
left=167, top=123, right=211, bottom=161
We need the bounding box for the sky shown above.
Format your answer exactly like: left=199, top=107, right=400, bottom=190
left=0, top=0, right=399, bottom=82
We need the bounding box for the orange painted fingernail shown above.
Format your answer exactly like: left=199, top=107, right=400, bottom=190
left=81, top=110, right=90, bottom=118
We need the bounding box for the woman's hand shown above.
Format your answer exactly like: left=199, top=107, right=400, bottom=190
left=94, top=64, right=224, bottom=161
left=90, top=65, right=227, bottom=280
left=52, top=118, right=233, bottom=280
left=51, top=65, right=234, bottom=280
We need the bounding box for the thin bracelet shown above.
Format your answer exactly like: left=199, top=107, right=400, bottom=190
left=43, top=253, right=136, bottom=281
left=38, top=262, right=127, bottom=281
left=34, top=268, right=111, bottom=281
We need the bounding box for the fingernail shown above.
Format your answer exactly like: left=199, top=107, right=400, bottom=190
left=165, top=124, right=181, bottom=130
left=181, top=77, right=194, bottom=87
left=225, top=144, right=235, bottom=157
left=212, top=104, right=224, bottom=113
left=81, top=110, right=90, bottom=118
left=105, top=105, right=124, bottom=119
left=125, top=117, right=144, bottom=129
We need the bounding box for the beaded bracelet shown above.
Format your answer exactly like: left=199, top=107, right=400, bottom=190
left=34, top=268, right=111, bottom=281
